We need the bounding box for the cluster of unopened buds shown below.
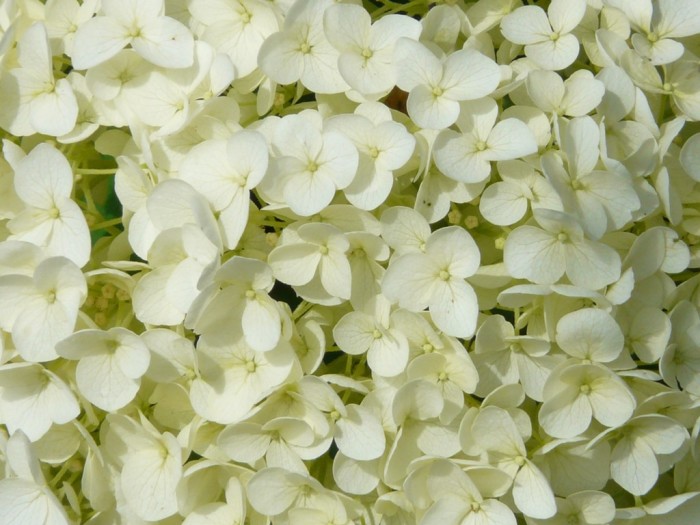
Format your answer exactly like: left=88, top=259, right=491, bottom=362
left=2, top=0, right=700, bottom=523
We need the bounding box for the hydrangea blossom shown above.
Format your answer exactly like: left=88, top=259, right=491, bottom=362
left=0, top=1, right=700, bottom=524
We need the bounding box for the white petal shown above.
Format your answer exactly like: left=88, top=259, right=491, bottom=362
left=44, top=200, right=91, bottom=268
left=426, top=226, right=480, bottom=278
left=588, top=373, right=635, bottom=428
left=556, top=308, right=624, bottom=363
left=393, top=37, right=441, bottom=91
left=656, top=0, right=700, bottom=38
left=76, top=353, right=140, bottom=411
left=513, top=461, right=557, bottom=518
left=429, top=279, right=479, bottom=338
left=132, top=16, right=194, bottom=68
left=441, top=49, right=500, bottom=101
left=367, top=330, right=409, bottom=377
left=526, top=34, right=580, bottom=71
left=610, top=438, right=658, bottom=495
left=332, top=453, right=379, bottom=495
left=14, top=143, right=73, bottom=207
left=407, top=84, right=460, bottom=130
left=242, top=295, right=281, bottom=352
left=333, top=311, right=375, bottom=355
left=268, top=243, right=321, bottom=286
left=29, top=79, right=78, bottom=137
left=547, top=0, right=586, bottom=34
left=133, top=266, right=185, bottom=325
left=382, top=253, right=437, bottom=311
left=71, top=17, right=130, bottom=69
left=501, top=6, right=551, bottom=45
left=120, top=434, right=181, bottom=521
left=479, top=182, right=528, bottom=226
left=258, top=31, right=305, bottom=86
left=335, top=405, right=386, bottom=460
left=485, top=119, right=538, bottom=161
left=319, top=251, right=352, bottom=300
left=218, top=423, right=270, bottom=463
left=564, top=239, right=621, bottom=290
left=562, top=73, right=605, bottom=116
left=504, top=226, right=566, bottom=284
left=0, top=479, right=70, bottom=525
left=299, top=35, right=348, bottom=94
left=323, top=4, right=369, bottom=52
left=527, top=70, right=565, bottom=113
left=218, top=190, right=249, bottom=250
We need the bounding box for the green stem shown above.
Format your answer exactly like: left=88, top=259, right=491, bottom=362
left=90, top=217, right=123, bottom=231
left=292, top=300, right=313, bottom=320
left=76, top=168, right=117, bottom=175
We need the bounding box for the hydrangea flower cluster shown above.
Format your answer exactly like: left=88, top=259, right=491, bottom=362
left=2, top=0, right=700, bottom=523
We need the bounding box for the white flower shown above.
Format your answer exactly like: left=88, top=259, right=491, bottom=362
left=55, top=327, right=151, bottom=411
left=606, top=0, right=700, bottom=65
left=325, top=105, right=415, bottom=210
left=189, top=0, right=279, bottom=79
left=186, top=256, right=283, bottom=352
left=419, top=459, right=518, bottom=525
left=479, top=160, right=562, bottom=226
left=471, top=406, right=557, bottom=518
left=526, top=70, right=605, bottom=117
left=605, top=414, right=688, bottom=495
left=504, top=208, right=621, bottom=290
left=268, top=111, right=358, bottom=216
left=103, top=414, right=183, bottom=521
left=132, top=224, right=219, bottom=326
left=0, top=23, right=78, bottom=137
left=393, top=37, right=501, bottom=129
left=71, top=0, right=195, bottom=69
left=0, top=363, right=79, bottom=441
left=542, top=116, right=640, bottom=240
left=258, top=0, right=348, bottom=94
left=539, top=362, right=636, bottom=438
left=473, top=314, right=560, bottom=401
left=0, top=256, right=86, bottom=362
left=0, top=431, right=71, bottom=525
left=180, top=129, right=269, bottom=249
left=7, top=142, right=90, bottom=268
left=382, top=226, right=481, bottom=338
left=324, top=4, right=422, bottom=97
left=501, top=0, right=586, bottom=70
left=433, top=97, right=538, bottom=184
left=333, top=296, right=410, bottom=377
left=189, top=335, right=296, bottom=424
left=268, top=222, right=352, bottom=304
